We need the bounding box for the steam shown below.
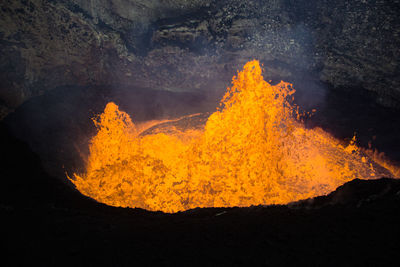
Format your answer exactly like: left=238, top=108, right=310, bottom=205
left=70, top=61, right=394, bottom=213
left=2, top=0, right=399, bottom=191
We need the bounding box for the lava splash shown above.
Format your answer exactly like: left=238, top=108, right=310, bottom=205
left=70, top=60, right=396, bottom=213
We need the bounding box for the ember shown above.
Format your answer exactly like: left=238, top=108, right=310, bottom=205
left=70, top=60, right=397, bottom=213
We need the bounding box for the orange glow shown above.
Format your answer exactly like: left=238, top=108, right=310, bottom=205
left=70, top=60, right=398, bottom=213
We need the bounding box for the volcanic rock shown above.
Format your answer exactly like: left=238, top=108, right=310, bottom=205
left=1, top=0, right=400, bottom=119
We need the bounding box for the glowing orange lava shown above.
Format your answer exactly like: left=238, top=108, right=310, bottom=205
left=70, top=60, right=398, bottom=213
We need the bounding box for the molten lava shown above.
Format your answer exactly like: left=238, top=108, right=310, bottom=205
left=70, top=60, right=397, bottom=213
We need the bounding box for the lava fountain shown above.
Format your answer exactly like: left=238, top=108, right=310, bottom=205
left=70, top=60, right=398, bottom=213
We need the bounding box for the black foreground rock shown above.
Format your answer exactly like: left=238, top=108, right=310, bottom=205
left=1, top=125, right=399, bottom=267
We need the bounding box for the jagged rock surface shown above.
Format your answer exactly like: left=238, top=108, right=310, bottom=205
left=1, top=0, right=399, bottom=119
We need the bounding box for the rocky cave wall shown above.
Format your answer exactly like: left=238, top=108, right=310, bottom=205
left=1, top=0, right=399, bottom=119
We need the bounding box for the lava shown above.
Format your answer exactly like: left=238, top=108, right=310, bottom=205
left=70, top=60, right=397, bottom=213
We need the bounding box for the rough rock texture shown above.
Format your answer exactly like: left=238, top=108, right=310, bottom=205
left=1, top=0, right=399, bottom=119
left=0, top=0, right=134, bottom=119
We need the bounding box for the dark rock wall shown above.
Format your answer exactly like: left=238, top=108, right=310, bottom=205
left=0, top=0, right=114, bottom=117
left=1, top=0, right=399, bottom=119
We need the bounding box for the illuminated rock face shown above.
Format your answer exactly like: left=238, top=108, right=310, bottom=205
left=1, top=0, right=400, bottom=119
left=70, top=61, right=396, bottom=213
